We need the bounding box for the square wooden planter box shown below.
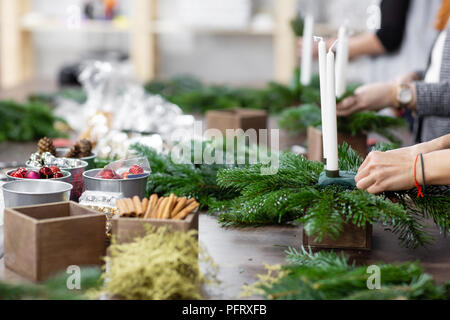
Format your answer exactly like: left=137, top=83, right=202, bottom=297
left=4, top=201, right=106, bottom=282
left=307, top=126, right=368, bottom=162
left=206, top=108, right=267, bottom=140
left=303, top=222, right=372, bottom=251
left=111, top=211, right=199, bottom=245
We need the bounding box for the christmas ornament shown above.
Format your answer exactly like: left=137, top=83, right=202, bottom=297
left=39, top=167, right=53, bottom=179
left=25, top=171, right=40, bottom=179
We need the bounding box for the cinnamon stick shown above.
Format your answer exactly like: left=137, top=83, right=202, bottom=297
left=173, top=201, right=199, bottom=220
left=170, top=197, right=187, bottom=218
left=133, top=196, right=144, bottom=217
left=142, top=197, right=149, bottom=214
left=162, top=194, right=175, bottom=219
left=144, top=194, right=158, bottom=219
left=124, top=198, right=136, bottom=217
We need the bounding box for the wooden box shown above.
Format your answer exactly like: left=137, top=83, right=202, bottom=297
left=303, top=222, right=372, bottom=251
left=111, top=211, right=199, bottom=244
left=307, top=126, right=368, bottom=161
left=206, top=108, right=267, bottom=141
left=4, top=201, right=106, bottom=282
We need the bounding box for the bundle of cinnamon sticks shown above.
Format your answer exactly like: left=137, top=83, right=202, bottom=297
left=116, top=194, right=199, bottom=220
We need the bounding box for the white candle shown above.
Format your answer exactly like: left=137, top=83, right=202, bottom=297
left=300, top=14, right=314, bottom=86
left=335, top=25, right=349, bottom=98
left=315, top=37, right=328, bottom=164
left=325, top=47, right=339, bottom=173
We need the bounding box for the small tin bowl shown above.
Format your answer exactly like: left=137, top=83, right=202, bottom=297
left=83, top=169, right=150, bottom=199
left=26, top=159, right=88, bottom=202
left=1, top=180, right=73, bottom=208
left=6, top=168, right=71, bottom=183
left=56, top=147, right=97, bottom=170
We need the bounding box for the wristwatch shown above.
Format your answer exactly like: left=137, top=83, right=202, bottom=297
left=395, top=83, right=413, bottom=108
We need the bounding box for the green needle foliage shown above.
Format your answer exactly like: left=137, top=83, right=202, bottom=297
left=242, top=247, right=449, bottom=300
left=213, top=143, right=450, bottom=249
left=144, top=72, right=320, bottom=114
left=278, top=104, right=406, bottom=145
left=0, top=267, right=102, bottom=300
left=131, top=141, right=248, bottom=209
left=0, top=100, right=66, bottom=142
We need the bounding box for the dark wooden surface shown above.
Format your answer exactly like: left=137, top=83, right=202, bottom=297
left=1, top=215, right=450, bottom=298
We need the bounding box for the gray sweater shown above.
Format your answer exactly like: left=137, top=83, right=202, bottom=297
left=414, top=25, right=450, bottom=143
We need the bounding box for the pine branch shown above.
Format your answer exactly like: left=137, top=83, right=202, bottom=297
left=215, top=143, right=450, bottom=248
left=242, top=248, right=449, bottom=300
left=278, top=104, right=405, bottom=145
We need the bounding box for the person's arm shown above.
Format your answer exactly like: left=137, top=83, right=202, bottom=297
left=348, top=33, right=385, bottom=60
left=414, top=81, right=450, bottom=117
left=355, top=135, right=450, bottom=194
left=375, top=0, right=411, bottom=53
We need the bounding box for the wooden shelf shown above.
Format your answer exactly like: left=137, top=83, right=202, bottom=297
left=0, top=0, right=298, bottom=88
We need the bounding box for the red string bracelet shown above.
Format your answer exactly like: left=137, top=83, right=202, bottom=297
left=414, top=154, right=424, bottom=198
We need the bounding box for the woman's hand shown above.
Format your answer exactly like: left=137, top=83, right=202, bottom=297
left=336, top=83, right=397, bottom=116
left=355, top=150, right=416, bottom=194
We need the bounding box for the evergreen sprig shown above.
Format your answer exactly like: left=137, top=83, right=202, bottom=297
left=213, top=143, right=450, bottom=248
left=242, top=247, right=449, bottom=300
left=278, top=104, right=406, bottom=145
left=0, top=100, right=66, bottom=142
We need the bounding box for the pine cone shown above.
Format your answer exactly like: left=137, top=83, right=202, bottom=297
left=65, top=144, right=80, bottom=158
left=78, top=139, right=92, bottom=157
left=37, top=137, right=56, bottom=156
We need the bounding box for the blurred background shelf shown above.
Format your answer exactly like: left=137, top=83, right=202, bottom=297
left=0, top=0, right=305, bottom=89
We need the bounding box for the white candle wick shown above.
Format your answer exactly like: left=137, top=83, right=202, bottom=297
left=329, top=39, right=339, bottom=53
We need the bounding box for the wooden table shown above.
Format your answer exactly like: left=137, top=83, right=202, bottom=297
left=1, top=215, right=450, bottom=299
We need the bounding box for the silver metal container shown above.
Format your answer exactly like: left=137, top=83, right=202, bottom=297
left=1, top=180, right=72, bottom=208
left=6, top=169, right=71, bottom=183
left=83, top=169, right=150, bottom=199
left=56, top=148, right=97, bottom=170
left=26, top=159, right=88, bottom=202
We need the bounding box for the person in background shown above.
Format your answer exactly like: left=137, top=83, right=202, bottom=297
left=337, top=1, right=450, bottom=144
left=355, top=134, right=450, bottom=194
left=299, top=0, right=441, bottom=83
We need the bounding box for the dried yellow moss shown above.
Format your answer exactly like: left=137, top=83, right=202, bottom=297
left=96, top=227, right=216, bottom=300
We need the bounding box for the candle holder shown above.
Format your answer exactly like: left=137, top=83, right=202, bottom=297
left=317, top=170, right=356, bottom=190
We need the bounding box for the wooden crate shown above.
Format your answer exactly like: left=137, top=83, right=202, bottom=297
left=206, top=108, right=267, bottom=141
left=303, top=222, right=372, bottom=251
left=307, top=126, right=368, bottom=161
left=4, top=201, right=106, bottom=282
left=111, top=211, right=199, bottom=244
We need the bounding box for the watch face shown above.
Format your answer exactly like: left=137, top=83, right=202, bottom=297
left=399, top=87, right=412, bottom=104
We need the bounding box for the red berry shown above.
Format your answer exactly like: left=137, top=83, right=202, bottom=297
left=49, top=166, right=61, bottom=174
left=52, top=172, right=64, bottom=178
left=16, top=168, right=28, bottom=175
left=98, top=169, right=116, bottom=179
left=129, top=165, right=144, bottom=174
left=10, top=171, right=24, bottom=178
left=39, top=166, right=53, bottom=179
left=25, top=171, right=40, bottom=179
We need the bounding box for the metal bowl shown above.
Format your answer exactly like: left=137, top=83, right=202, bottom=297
left=1, top=180, right=73, bottom=208
left=26, top=159, right=88, bottom=202
left=56, top=147, right=97, bottom=170
left=6, top=168, right=71, bottom=183
left=83, top=168, right=150, bottom=199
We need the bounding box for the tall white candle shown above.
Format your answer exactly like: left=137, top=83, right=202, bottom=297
left=335, top=25, right=349, bottom=98
left=325, top=47, right=339, bottom=173
left=300, top=14, right=314, bottom=86
left=315, top=37, right=328, bottom=163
